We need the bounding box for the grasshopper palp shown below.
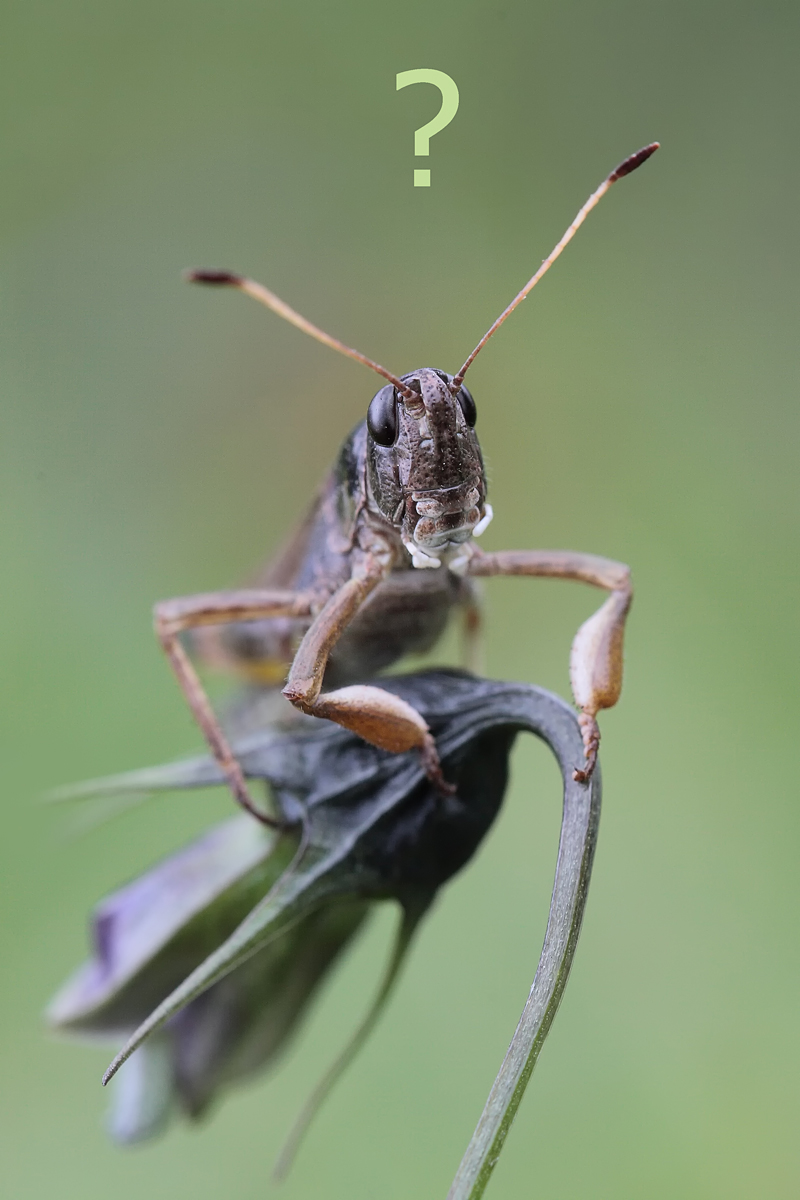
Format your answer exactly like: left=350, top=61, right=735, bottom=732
left=159, top=143, right=658, bottom=819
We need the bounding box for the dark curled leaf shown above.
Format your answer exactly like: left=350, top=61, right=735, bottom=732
left=48, top=669, right=600, bottom=1192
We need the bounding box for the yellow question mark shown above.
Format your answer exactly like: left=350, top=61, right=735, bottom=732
left=396, top=70, right=460, bottom=187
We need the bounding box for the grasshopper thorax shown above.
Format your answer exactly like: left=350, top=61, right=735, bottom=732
left=365, top=367, right=491, bottom=570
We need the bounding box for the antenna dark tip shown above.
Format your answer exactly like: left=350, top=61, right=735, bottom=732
left=608, top=142, right=660, bottom=182
left=183, top=268, right=244, bottom=287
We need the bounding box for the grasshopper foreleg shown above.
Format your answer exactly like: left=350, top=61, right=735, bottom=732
left=282, top=564, right=455, bottom=794
left=468, top=548, right=632, bottom=782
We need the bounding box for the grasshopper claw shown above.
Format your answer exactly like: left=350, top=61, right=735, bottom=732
left=420, top=734, right=456, bottom=796
left=573, top=712, right=600, bottom=783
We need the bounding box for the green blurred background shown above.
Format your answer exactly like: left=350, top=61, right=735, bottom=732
left=2, top=1, right=798, bottom=1196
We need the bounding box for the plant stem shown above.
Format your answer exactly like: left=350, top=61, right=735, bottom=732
left=447, top=750, right=602, bottom=1199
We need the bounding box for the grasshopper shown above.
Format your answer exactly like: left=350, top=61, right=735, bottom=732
left=155, top=144, right=658, bottom=825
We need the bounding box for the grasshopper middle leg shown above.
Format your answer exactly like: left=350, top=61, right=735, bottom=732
left=154, top=588, right=314, bottom=825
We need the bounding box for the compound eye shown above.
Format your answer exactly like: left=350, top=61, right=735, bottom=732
left=457, top=384, right=477, bottom=427
left=367, top=384, right=398, bottom=446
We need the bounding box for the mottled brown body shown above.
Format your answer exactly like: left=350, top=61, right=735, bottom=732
left=209, top=417, right=473, bottom=691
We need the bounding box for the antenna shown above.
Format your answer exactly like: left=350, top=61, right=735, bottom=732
left=185, top=269, right=416, bottom=399
left=450, top=143, right=660, bottom=390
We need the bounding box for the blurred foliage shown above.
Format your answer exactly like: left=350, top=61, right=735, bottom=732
left=1, top=1, right=798, bottom=1198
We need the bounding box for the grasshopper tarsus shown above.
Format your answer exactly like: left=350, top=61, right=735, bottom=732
left=573, top=712, right=600, bottom=784
left=420, top=735, right=457, bottom=797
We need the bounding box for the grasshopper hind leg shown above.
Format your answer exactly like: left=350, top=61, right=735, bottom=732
left=460, top=584, right=484, bottom=676
left=186, top=617, right=300, bottom=688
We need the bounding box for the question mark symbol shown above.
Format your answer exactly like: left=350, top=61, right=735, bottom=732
left=396, top=70, right=460, bottom=187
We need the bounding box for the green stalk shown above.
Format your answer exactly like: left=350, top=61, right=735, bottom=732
left=447, top=758, right=602, bottom=1199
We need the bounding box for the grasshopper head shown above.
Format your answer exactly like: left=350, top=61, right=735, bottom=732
left=365, top=367, right=491, bottom=569
left=188, top=139, right=660, bottom=575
